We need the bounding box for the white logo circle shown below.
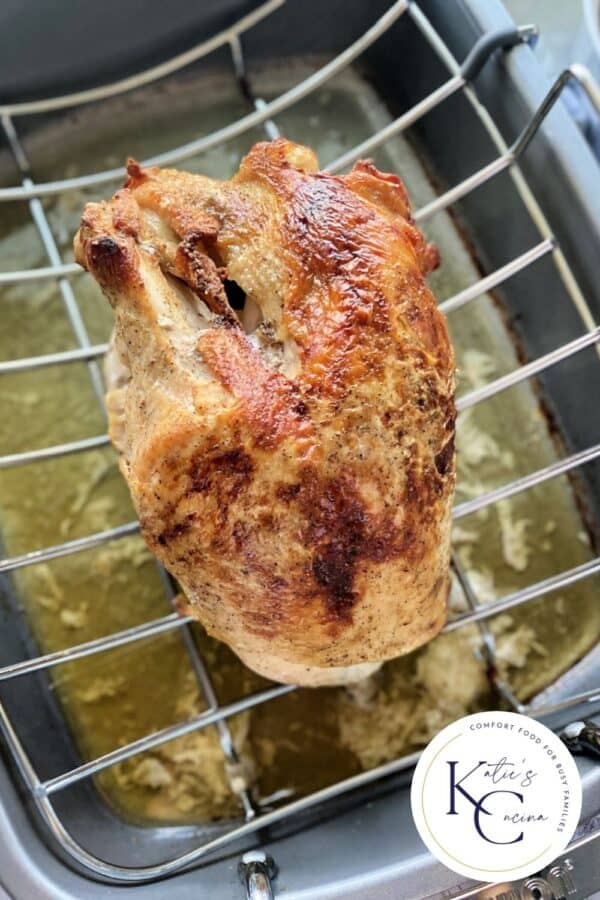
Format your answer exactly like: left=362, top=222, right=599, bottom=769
left=410, top=711, right=582, bottom=882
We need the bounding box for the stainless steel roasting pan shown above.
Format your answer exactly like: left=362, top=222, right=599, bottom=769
left=0, top=0, right=599, bottom=897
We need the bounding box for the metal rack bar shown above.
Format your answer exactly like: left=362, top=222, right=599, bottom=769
left=451, top=556, right=495, bottom=665
left=451, top=555, right=525, bottom=713
left=0, top=48, right=587, bottom=377
left=0, top=666, right=596, bottom=886
left=0, top=20, right=534, bottom=291
left=39, top=684, right=294, bottom=797
left=229, top=35, right=281, bottom=140
left=0, top=40, right=284, bottom=824
left=1, top=558, right=598, bottom=796
left=415, top=153, right=512, bottom=222
left=327, top=74, right=464, bottom=173
left=1, top=545, right=597, bottom=689
left=0, top=435, right=110, bottom=470
left=0, top=261, right=80, bottom=284
left=438, top=238, right=554, bottom=314
left=0, top=613, right=190, bottom=681
left=0, top=683, right=425, bottom=882
left=457, top=327, right=600, bottom=411
left=0, top=522, right=139, bottom=573
left=412, top=59, right=600, bottom=228
left=0, top=247, right=589, bottom=474
left=0, top=343, right=108, bottom=374
left=528, top=687, right=600, bottom=718
left=445, top=556, right=600, bottom=633
left=328, top=22, right=537, bottom=177
left=453, top=442, right=600, bottom=520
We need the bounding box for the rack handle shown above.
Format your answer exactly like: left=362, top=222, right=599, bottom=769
left=459, top=23, right=538, bottom=81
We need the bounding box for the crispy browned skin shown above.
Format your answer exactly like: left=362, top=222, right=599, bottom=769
left=74, top=139, right=455, bottom=686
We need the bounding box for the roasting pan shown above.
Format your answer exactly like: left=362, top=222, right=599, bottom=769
left=0, top=1, right=600, bottom=897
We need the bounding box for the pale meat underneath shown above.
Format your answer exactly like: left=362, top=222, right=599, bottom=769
left=74, top=138, right=456, bottom=687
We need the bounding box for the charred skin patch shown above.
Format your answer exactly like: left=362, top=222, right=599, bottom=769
left=151, top=448, right=256, bottom=552
left=435, top=435, right=455, bottom=476
left=188, top=448, right=255, bottom=504
left=156, top=516, right=194, bottom=547
left=286, top=469, right=404, bottom=624
left=84, top=235, right=137, bottom=292
left=274, top=451, right=452, bottom=627
left=300, top=471, right=367, bottom=623
left=275, top=482, right=301, bottom=502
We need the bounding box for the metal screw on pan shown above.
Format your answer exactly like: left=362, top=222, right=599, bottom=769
left=238, top=851, right=278, bottom=900
left=560, top=720, right=600, bottom=759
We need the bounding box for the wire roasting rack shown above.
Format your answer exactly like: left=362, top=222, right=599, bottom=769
left=0, top=0, right=600, bottom=889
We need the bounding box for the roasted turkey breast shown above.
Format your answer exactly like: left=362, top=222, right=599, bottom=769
left=74, top=138, right=455, bottom=687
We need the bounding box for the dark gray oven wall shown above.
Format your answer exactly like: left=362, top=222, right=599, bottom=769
left=0, top=0, right=389, bottom=104
left=0, top=0, right=259, bottom=103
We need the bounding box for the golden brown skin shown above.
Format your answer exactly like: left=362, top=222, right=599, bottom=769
left=74, top=139, right=455, bottom=686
